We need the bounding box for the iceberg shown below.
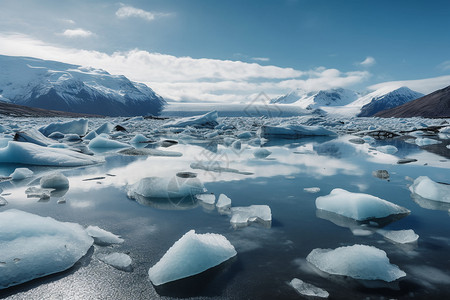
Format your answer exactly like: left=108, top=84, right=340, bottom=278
left=253, top=148, right=272, bottom=158
left=85, top=225, right=124, bottom=246
left=98, top=253, right=132, bottom=272
left=0, top=209, right=93, bottom=289
left=88, top=135, right=130, bottom=149
left=316, top=188, right=409, bottom=221
left=259, top=124, right=336, bottom=139
left=0, top=141, right=103, bottom=166
left=288, top=278, right=329, bottom=298
left=39, top=118, right=88, bottom=136
left=14, top=128, right=55, bottom=146
left=306, top=244, right=406, bottom=282
left=230, top=205, right=272, bottom=227
left=164, top=111, right=219, bottom=128
left=40, top=172, right=69, bottom=189
left=148, top=230, right=236, bottom=285
left=9, top=167, right=33, bottom=180
left=130, top=133, right=152, bottom=144
left=377, top=229, right=419, bottom=244
left=409, top=176, right=450, bottom=203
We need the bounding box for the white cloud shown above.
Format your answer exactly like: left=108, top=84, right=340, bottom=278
left=0, top=33, right=370, bottom=103
left=438, top=60, right=450, bottom=71
left=359, top=56, right=376, bottom=67
left=62, top=28, right=93, bottom=38
left=368, top=75, right=450, bottom=94
left=115, top=5, right=169, bottom=21
left=252, top=57, right=270, bottom=62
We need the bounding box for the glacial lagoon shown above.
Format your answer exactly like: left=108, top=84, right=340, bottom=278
left=0, top=114, right=450, bottom=299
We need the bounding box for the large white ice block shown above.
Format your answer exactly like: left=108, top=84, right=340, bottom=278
left=39, top=119, right=88, bottom=136
left=409, top=176, right=450, bottom=203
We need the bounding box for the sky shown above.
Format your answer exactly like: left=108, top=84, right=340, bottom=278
left=0, top=0, right=449, bottom=103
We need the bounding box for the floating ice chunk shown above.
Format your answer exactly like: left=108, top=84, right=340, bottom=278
left=98, top=253, right=132, bottom=271
left=164, top=111, right=219, bottom=128
left=372, top=170, right=390, bottom=180
left=0, top=196, right=7, bottom=206
left=14, top=128, right=55, bottom=146
left=88, top=135, right=129, bottom=149
left=440, top=126, right=450, bottom=133
left=409, top=176, right=450, bottom=203
left=223, top=137, right=236, bottom=147
left=128, top=176, right=204, bottom=200
left=86, top=225, right=124, bottom=246
left=253, top=148, right=272, bottom=158
left=237, top=131, right=252, bottom=139
left=148, top=230, right=236, bottom=285
left=9, top=168, right=33, bottom=180
left=40, top=172, right=69, bottom=189
left=0, top=137, right=13, bottom=148
left=205, top=130, right=219, bottom=139
left=362, top=135, right=375, bottom=144
left=306, top=244, right=406, bottom=282
left=0, top=141, right=103, bottom=166
left=230, top=205, right=272, bottom=227
left=259, top=124, right=337, bottom=139
left=130, top=134, right=151, bottom=144
left=63, top=134, right=81, bottom=141
left=83, top=130, right=98, bottom=141
left=196, top=193, right=216, bottom=205
left=130, top=116, right=144, bottom=121
left=316, top=188, right=409, bottom=221
left=415, top=137, right=442, bottom=146
left=48, top=131, right=65, bottom=139
left=376, top=145, right=398, bottom=154
left=25, top=187, right=52, bottom=199
left=0, top=124, right=7, bottom=133
left=377, top=229, right=419, bottom=244
left=231, top=140, right=241, bottom=150
left=248, top=137, right=265, bottom=146
left=288, top=278, right=329, bottom=298
left=351, top=228, right=373, bottom=236
left=304, top=187, right=320, bottom=193
left=0, top=209, right=93, bottom=289
left=39, top=118, right=88, bottom=136
left=94, top=122, right=114, bottom=135
left=48, top=143, right=70, bottom=149
left=216, top=194, right=232, bottom=210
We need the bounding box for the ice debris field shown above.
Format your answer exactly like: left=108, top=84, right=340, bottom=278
left=0, top=111, right=450, bottom=299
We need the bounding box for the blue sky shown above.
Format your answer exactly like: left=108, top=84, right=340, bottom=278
left=0, top=0, right=449, bottom=102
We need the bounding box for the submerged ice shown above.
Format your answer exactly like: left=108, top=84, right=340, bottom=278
left=288, top=278, right=329, bottom=298
left=0, top=209, right=93, bottom=289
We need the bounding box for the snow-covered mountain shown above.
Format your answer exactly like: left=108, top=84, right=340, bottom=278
left=0, top=55, right=165, bottom=116
left=271, top=88, right=360, bottom=109
left=357, top=87, right=423, bottom=117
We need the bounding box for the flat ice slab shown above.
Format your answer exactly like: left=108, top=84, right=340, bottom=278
left=230, top=205, right=272, bottom=227
left=148, top=230, right=236, bottom=285
left=376, top=145, right=398, bottom=154
left=409, top=176, right=450, bottom=203
left=98, top=253, right=132, bottom=271
left=0, top=209, right=93, bottom=289
left=316, top=188, right=409, bottom=221
left=306, top=244, right=406, bottom=282
left=88, top=135, right=129, bottom=149
left=128, top=176, right=205, bottom=200
left=0, top=141, right=103, bottom=167
left=377, top=229, right=419, bottom=244
left=259, top=124, right=336, bottom=139
left=288, top=278, right=329, bottom=298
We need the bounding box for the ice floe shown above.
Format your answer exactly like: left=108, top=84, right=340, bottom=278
left=316, top=188, right=409, bottom=221
left=148, top=230, right=236, bottom=285
left=376, top=145, right=398, bottom=154
left=230, top=205, right=272, bottom=227
left=85, top=225, right=124, bottom=246
left=164, top=111, right=219, bottom=128
left=306, top=244, right=406, bottom=282
left=9, top=167, right=33, bottom=180
left=88, top=135, right=129, bottom=149
left=195, top=193, right=216, bottom=205
left=259, top=124, right=337, bottom=139
left=0, top=141, right=103, bottom=166
left=98, top=253, right=132, bottom=272
left=39, top=118, right=88, bottom=136
left=409, top=176, right=450, bottom=203
left=288, top=278, right=329, bottom=298
left=377, top=229, right=419, bottom=244
left=40, top=172, right=69, bottom=189
left=0, top=209, right=93, bottom=289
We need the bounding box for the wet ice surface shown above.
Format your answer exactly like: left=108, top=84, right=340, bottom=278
left=0, top=114, right=449, bottom=299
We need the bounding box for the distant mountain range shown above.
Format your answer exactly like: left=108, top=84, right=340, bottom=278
left=272, top=86, right=424, bottom=117
left=0, top=55, right=165, bottom=117
left=375, top=85, right=450, bottom=118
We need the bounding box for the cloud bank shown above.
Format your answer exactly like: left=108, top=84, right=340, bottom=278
left=62, top=28, right=93, bottom=38
left=359, top=56, right=376, bottom=67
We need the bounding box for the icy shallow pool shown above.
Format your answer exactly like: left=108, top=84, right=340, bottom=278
left=0, top=115, right=450, bottom=299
